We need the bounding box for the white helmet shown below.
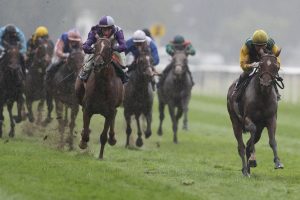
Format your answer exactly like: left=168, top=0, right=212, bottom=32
left=133, top=30, right=146, bottom=42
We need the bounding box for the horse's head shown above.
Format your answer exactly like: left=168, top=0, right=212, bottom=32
left=33, top=38, right=52, bottom=67
left=258, top=49, right=280, bottom=88
left=93, top=38, right=112, bottom=71
left=66, top=46, right=84, bottom=74
left=2, top=41, right=22, bottom=70
left=135, top=47, right=153, bottom=81
left=172, top=49, right=188, bottom=79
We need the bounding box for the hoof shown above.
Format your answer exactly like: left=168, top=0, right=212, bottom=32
left=27, top=114, right=34, bottom=123
left=157, top=128, right=163, bottom=136
left=248, top=160, right=257, bottom=168
left=275, top=162, right=284, bottom=169
left=242, top=168, right=250, bottom=177
left=79, top=140, right=88, bottom=149
left=108, top=137, right=117, bottom=146
left=182, top=125, right=188, bottom=131
left=13, top=116, right=22, bottom=123
left=173, top=137, right=178, bottom=144
left=144, top=130, right=152, bottom=139
left=42, top=117, right=52, bottom=127
left=136, top=137, right=143, bottom=147
left=8, top=131, right=15, bottom=138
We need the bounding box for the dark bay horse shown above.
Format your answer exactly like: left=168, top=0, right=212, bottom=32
left=157, top=49, right=193, bottom=143
left=75, top=38, right=123, bottom=159
left=0, top=42, right=25, bottom=137
left=25, top=38, right=53, bottom=124
left=227, top=49, right=284, bottom=176
left=46, top=47, right=84, bottom=149
left=123, top=47, right=154, bottom=147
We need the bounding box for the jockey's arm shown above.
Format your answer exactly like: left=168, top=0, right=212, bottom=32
left=166, top=43, right=175, bottom=56
left=16, top=27, right=27, bottom=55
left=54, top=39, right=66, bottom=59
left=114, top=29, right=126, bottom=52
left=186, top=43, right=196, bottom=56
left=272, top=44, right=281, bottom=68
left=239, top=44, right=253, bottom=71
left=150, top=41, right=159, bottom=66
left=82, top=29, right=97, bottom=54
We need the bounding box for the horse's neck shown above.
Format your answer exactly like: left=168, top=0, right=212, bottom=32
left=246, top=75, right=275, bottom=103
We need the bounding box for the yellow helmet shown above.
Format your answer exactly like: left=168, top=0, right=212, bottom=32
left=252, top=29, right=268, bottom=45
left=35, top=26, right=49, bottom=37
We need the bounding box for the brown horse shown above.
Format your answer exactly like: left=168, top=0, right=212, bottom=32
left=123, top=47, right=154, bottom=147
left=75, top=38, right=123, bottom=159
left=0, top=42, right=25, bottom=137
left=227, top=49, right=284, bottom=176
left=46, top=47, right=84, bottom=149
left=157, top=49, right=193, bottom=143
left=25, top=37, right=53, bottom=124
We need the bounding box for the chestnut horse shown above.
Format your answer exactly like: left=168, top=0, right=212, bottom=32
left=227, top=49, right=284, bottom=176
left=75, top=38, right=123, bottom=159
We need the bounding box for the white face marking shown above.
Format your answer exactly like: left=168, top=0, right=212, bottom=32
left=267, top=59, right=271, bottom=66
left=99, top=41, right=105, bottom=54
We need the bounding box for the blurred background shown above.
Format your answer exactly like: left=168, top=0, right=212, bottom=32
left=1, top=0, right=300, bottom=101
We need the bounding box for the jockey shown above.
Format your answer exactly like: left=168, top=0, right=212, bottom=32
left=0, top=24, right=27, bottom=74
left=26, top=26, right=54, bottom=68
left=142, top=28, right=153, bottom=39
left=159, top=35, right=196, bottom=87
left=125, top=30, right=159, bottom=71
left=233, top=29, right=281, bottom=100
left=79, top=15, right=128, bottom=83
left=45, top=29, right=82, bottom=82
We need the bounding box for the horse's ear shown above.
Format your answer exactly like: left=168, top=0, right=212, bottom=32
left=275, top=48, right=281, bottom=57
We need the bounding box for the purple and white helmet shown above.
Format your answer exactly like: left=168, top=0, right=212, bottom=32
left=98, top=16, right=115, bottom=27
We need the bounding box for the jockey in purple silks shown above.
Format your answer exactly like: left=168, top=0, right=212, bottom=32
left=79, top=15, right=128, bottom=83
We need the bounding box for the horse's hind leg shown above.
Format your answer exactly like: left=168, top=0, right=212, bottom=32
left=157, top=101, right=165, bottom=136
left=182, top=95, right=191, bottom=131
left=64, top=106, right=69, bottom=127
left=26, top=97, right=34, bottom=123
left=79, top=110, right=92, bottom=150
left=108, top=109, right=117, bottom=146
left=124, top=111, right=132, bottom=147
left=267, top=116, right=284, bottom=169
left=43, top=90, right=53, bottom=126
left=135, top=114, right=143, bottom=147
left=0, top=105, right=4, bottom=138
left=7, top=101, right=15, bottom=138
left=14, top=93, right=24, bottom=123
left=99, top=116, right=111, bottom=159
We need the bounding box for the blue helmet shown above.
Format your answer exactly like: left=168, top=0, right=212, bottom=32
left=98, top=16, right=115, bottom=28
left=173, top=35, right=185, bottom=44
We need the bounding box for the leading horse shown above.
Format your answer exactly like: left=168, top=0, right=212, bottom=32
left=75, top=37, right=123, bottom=159
left=157, top=49, right=193, bottom=143
left=123, top=46, right=154, bottom=147
left=0, top=42, right=25, bottom=137
left=25, top=37, right=53, bottom=124
left=227, top=49, right=284, bottom=176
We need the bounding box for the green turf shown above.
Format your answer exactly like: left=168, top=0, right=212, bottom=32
left=0, top=94, right=299, bottom=200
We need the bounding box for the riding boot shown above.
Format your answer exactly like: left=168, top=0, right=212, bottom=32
left=79, top=68, right=91, bottom=82
left=113, top=62, right=129, bottom=84
left=273, top=84, right=281, bottom=101
left=187, top=68, right=195, bottom=86
left=231, top=71, right=249, bottom=100
left=158, top=64, right=172, bottom=88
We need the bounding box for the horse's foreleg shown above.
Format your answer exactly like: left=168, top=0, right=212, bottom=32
left=267, top=116, right=284, bottom=169
left=67, top=105, right=78, bottom=151
left=26, top=97, right=34, bottom=123
left=108, top=109, right=117, bottom=146
left=135, top=114, right=143, bottom=147
left=99, top=116, right=111, bottom=159
left=125, top=111, right=132, bottom=148
left=55, top=100, right=64, bottom=148
left=157, top=101, right=165, bottom=136
left=144, top=110, right=152, bottom=139
left=79, top=110, right=92, bottom=149
left=43, top=90, right=53, bottom=125
left=168, top=104, right=178, bottom=144
left=64, top=106, right=68, bottom=127
left=244, top=117, right=257, bottom=173
left=182, top=96, right=190, bottom=131
left=36, top=99, right=44, bottom=125
left=14, top=94, right=24, bottom=123
left=0, top=104, right=4, bottom=138
left=7, top=101, right=15, bottom=138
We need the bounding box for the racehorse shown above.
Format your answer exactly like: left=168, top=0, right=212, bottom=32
left=25, top=37, right=53, bottom=124
left=0, top=42, right=25, bottom=137
left=227, top=49, right=284, bottom=176
left=75, top=37, right=123, bottom=159
left=123, top=46, right=154, bottom=147
left=46, top=46, right=84, bottom=149
left=157, top=49, right=193, bottom=143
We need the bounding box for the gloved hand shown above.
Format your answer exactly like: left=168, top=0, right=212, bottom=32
left=250, top=62, right=259, bottom=68
left=169, top=49, right=174, bottom=55
left=63, top=53, right=70, bottom=58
